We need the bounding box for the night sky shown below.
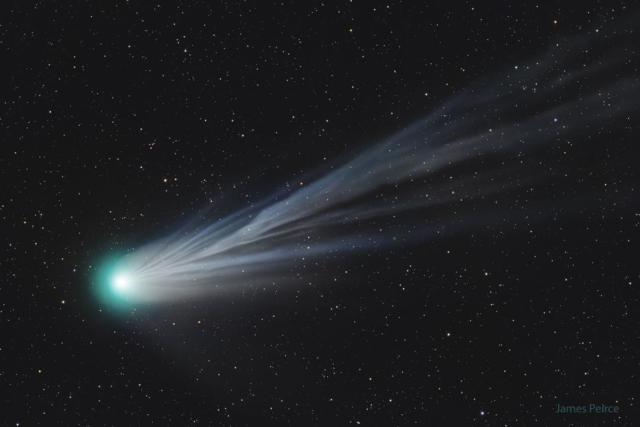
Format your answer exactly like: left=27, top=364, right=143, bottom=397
left=3, top=1, right=640, bottom=425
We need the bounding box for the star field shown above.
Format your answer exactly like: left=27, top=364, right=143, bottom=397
left=2, top=1, right=639, bottom=425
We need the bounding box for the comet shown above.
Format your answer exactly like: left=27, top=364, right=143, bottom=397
left=94, top=22, right=639, bottom=307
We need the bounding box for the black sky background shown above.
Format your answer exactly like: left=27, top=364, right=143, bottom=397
left=2, top=1, right=639, bottom=425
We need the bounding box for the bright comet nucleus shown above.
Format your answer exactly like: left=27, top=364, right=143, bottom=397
left=112, top=273, right=132, bottom=294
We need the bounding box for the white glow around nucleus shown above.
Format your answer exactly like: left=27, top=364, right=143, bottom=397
left=113, top=273, right=131, bottom=293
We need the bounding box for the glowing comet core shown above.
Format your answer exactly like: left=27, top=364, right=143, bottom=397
left=113, top=274, right=132, bottom=293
